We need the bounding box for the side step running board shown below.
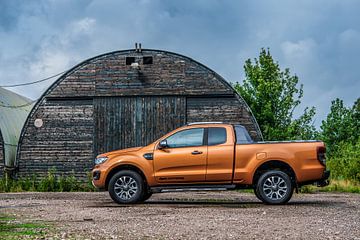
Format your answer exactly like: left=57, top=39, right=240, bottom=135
left=150, top=184, right=236, bottom=193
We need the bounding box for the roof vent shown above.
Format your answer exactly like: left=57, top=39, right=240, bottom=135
left=135, top=42, right=142, bottom=53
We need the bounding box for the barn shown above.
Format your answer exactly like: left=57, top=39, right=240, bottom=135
left=0, top=87, right=33, bottom=177
left=16, top=48, right=262, bottom=179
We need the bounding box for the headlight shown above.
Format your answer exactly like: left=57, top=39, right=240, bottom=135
left=95, top=156, right=108, bottom=165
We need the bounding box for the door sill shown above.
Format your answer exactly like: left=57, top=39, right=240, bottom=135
left=150, top=184, right=236, bottom=193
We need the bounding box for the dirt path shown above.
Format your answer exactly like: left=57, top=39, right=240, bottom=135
left=0, top=191, right=359, bottom=239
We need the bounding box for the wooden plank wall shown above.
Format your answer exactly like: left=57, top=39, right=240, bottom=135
left=187, top=97, right=260, bottom=141
left=48, top=51, right=233, bottom=98
left=94, top=96, right=186, bottom=155
left=17, top=99, right=94, bottom=179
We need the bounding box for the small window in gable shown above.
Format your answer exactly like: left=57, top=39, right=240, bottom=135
left=126, top=57, right=135, bottom=65
left=143, top=56, right=153, bottom=65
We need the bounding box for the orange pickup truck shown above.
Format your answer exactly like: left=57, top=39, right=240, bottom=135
left=92, top=122, right=329, bottom=204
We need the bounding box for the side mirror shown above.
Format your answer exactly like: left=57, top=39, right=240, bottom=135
left=158, top=140, right=168, bottom=149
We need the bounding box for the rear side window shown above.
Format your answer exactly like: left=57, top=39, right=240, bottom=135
left=208, top=127, right=227, bottom=146
left=235, top=125, right=253, bottom=144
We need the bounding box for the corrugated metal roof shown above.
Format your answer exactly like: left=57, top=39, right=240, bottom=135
left=0, top=87, right=34, bottom=170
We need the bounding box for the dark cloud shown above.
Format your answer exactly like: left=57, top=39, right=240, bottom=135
left=0, top=0, right=359, bottom=127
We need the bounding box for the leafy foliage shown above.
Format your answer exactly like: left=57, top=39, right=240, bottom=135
left=320, top=98, right=360, bottom=184
left=320, top=98, right=360, bottom=155
left=327, top=139, right=360, bottom=182
left=234, top=48, right=316, bottom=141
left=299, top=179, right=360, bottom=194
left=0, top=169, right=95, bottom=192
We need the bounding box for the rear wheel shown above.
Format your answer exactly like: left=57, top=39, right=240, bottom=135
left=256, top=170, right=294, bottom=205
left=109, top=170, right=144, bottom=204
left=141, top=191, right=153, bottom=202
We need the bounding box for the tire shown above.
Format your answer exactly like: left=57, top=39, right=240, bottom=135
left=109, top=170, right=144, bottom=204
left=256, top=170, right=294, bottom=205
left=253, top=187, right=263, bottom=202
left=141, top=191, right=153, bottom=202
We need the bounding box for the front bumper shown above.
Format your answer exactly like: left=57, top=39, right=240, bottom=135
left=91, top=167, right=107, bottom=189
left=316, top=170, right=330, bottom=187
left=93, top=170, right=101, bottom=180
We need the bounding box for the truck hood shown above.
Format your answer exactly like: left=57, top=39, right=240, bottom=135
left=100, top=147, right=143, bottom=158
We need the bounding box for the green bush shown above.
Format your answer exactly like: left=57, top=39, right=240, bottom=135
left=300, top=180, right=360, bottom=194
left=0, top=169, right=95, bottom=193
left=327, top=139, right=360, bottom=183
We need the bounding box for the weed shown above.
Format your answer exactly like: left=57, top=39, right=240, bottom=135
left=299, top=179, right=360, bottom=194
left=0, top=169, right=95, bottom=193
left=0, top=214, right=49, bottom=239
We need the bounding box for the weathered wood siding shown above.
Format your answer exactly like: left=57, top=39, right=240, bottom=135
left=0, top=131, right=3, bottom=177
left=94, top=96, right=186, bottom=154
left=18, top=100, right=93, bottom=178
left=187, top=97, right=259, bottom=139
left=48, top=51, right=232, bottom=98
left=17, top=49, right=262, bottom=179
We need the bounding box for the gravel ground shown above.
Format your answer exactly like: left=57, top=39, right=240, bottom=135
left=0, top=191, right=359, bottom=239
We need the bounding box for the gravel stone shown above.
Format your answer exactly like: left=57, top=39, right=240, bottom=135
left=0, top=191, right=359, bottom=239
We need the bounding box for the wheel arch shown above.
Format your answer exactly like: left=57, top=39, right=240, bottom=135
left=105, top=164, right=148, bottom=190
left=252, top=160, right=297, bottom=186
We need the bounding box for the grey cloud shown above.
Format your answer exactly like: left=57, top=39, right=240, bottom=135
left=0, top=0, right=359, bottom=127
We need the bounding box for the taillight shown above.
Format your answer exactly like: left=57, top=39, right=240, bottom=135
left=317, top=146, right=326, bottom=166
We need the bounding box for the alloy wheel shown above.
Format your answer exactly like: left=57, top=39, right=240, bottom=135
left=262, top=175, right=288, bottom=200
left=114, top=176, right=138, bottom=200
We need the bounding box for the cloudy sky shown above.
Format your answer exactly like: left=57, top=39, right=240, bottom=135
left=0, top=0, right=359, bottom=127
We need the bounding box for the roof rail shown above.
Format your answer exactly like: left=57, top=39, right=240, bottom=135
left=187, top=122, right=224, bottom=125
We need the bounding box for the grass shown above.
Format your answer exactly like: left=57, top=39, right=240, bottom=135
left=1, top=168, right=358, bottom=194
left=299, top=179, right=360, bottom=194
left=0, top=168, right=95, bottom=193
left=0, top=214, right=50, bottom=239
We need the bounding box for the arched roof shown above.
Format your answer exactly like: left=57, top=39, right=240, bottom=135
left=0, top=87, right=33, bottom=169
left=22, top=49, right=262, bottom=140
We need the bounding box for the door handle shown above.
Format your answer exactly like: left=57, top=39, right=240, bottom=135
left=191, top=150, right=203, bottom=155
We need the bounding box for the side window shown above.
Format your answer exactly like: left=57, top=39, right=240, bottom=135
left=208, top=127, right=227, bottom=146
left=166, top=128, right=204, bottom=148
left=235, top=125, right=253, bottom=144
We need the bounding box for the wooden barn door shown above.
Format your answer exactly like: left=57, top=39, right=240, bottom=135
left=94, top=96, right=186, bottom=156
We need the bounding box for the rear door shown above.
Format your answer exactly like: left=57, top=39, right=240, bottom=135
left=206, top=126, right=235, bottom=182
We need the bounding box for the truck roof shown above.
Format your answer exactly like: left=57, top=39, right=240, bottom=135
left=187, top=122, right=224, bottom=126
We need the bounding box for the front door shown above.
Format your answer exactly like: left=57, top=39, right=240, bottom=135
left=154, top=128, right=207, bottom=183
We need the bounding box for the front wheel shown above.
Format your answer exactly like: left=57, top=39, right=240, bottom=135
left=109, top=170, right=144, bottom=204
left=256, top=170, right=294, bottom=205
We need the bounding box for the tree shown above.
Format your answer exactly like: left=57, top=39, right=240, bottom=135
left=234, top=48, right=316, bottom=141
left=353, top=98, right=360, bottom=137
left=320, top=98, right=360, bottom=155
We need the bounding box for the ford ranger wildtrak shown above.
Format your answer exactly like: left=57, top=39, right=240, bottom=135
left=92, top=122, right=329, bottom=204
